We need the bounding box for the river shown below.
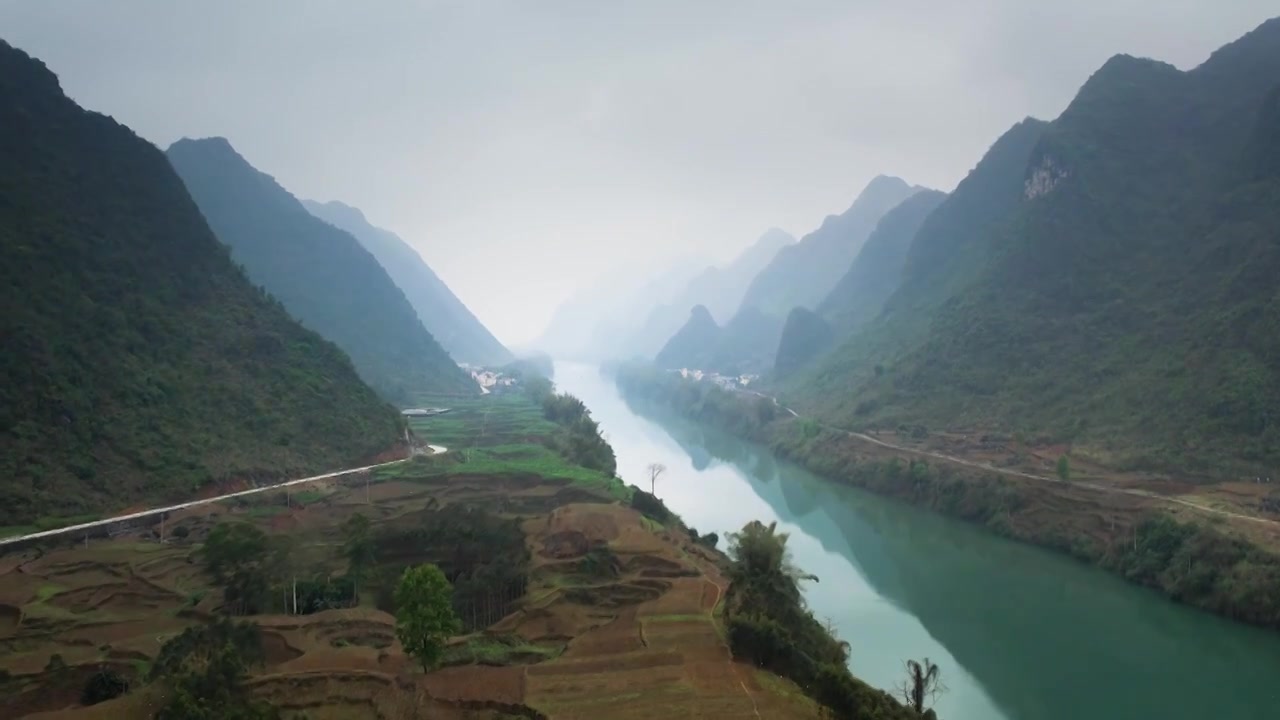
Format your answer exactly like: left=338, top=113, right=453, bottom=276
left=552, top=361, right=1280, bottom=720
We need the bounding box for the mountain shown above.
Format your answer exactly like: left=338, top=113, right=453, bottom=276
left=817, top=189, right=948, bottom=335
left=790, top=18, right=1280, bottom=477
left=654, top=305, right=785, bottom=375
left=535, top=256, right=708, bottom=361
left=625, top=228, right=794, bottom=358
left=737, top=176, right=926, bottom=317
left=302, top=199, right=511, bottom=367
left=774, top=190, right=947, bottom=375
left=0, top=40, right=403, bottom=526
left=681, top=228, right=796, bottom=323
left=654, top=306, right=721, bottom=370
left=774, top=307, right=834, bottom=376
left=711, top=306, right=787, bottom=374
left=166, top=139, right=476, bottom=404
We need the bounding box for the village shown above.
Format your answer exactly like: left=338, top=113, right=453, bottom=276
left=672, top=367, right=760, bottom=391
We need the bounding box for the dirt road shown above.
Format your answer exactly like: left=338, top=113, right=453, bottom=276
left=746, top=390, right=1279, bottom=529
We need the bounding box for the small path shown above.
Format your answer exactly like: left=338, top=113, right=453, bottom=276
left=746, top=390, right=1280, bottom=528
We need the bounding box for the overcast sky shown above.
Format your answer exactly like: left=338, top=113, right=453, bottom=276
left=1, top=1, right=1274, bottom=345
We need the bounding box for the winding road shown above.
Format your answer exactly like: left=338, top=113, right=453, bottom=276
left=0, top=444, right=448, bottom=549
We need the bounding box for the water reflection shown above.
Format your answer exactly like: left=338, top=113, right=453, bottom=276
left=555, top=363, right=1280, bottom=717
left=605, top=383, right=1280, bottom=720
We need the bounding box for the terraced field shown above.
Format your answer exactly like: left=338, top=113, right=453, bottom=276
left=0, top=393, right=820, bottom=718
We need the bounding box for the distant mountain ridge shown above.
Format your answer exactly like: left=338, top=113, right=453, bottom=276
left=788, top=17, right=1280, bottom=477
left=654, top=305, right=785, bottom=376
left=773, top=188, right=948, bottom=376
left=167, top=138, right=476, bottom=403
left=738, top=175, right=927, bottom=317
left=817, top=189, right=948, bottom=335
left=0, top=40, right=402, bottom=525
left=534, top=255, right=710, bottom=361
left=623, top=228, right=795, bottom=359
left=303, top=199, right=511, bottom=367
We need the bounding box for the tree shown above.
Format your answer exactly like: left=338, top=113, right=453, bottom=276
left=155, top=643, right=280, bottom=720
left=1056, top=454, right=1071, bottom=481
left=152, top=618, right=278, bottom=720
left=343, top=512, right=376, bottom=601
left=897, top=657, right=945, bottom=715
left=394, top=564, right=461, bottom=671
left=200, top=523, right=273, bottom=615
left=81, top=668, right=129, bottom=705
left=646, top=462, right=667, bottom=495
left=725, top=520, right=817, bottom=620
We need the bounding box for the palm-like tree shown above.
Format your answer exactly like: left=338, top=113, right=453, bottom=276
left=725, top=520, right=818, bottom=619
left=898, top=657, right=944, bottom=714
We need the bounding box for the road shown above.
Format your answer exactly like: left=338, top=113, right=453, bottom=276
left=0, top=444, right=448, bottom=549
left=743, top=389, right=1278, bottom=528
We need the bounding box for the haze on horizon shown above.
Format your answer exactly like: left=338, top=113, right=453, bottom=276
left=1, top=0, right=1273, bottom=346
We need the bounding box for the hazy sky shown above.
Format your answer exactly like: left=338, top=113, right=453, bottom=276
left=2, top=1, right=1274, bottom=345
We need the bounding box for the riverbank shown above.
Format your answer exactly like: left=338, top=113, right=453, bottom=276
left=611, top=362, right=1280, bottom=632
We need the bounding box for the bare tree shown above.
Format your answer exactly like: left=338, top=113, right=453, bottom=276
left=897, top=657, right=946, bottom=715
left=646, top=463, right=667, bottom=495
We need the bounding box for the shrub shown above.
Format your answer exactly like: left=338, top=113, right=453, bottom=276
left=81, top=669, right=129, bottom=706
left=630, top=489, right=674, bottom=524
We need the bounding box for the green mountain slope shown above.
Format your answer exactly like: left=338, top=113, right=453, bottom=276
left=0, top=41, right=403, bottom=526
left=774, top=307, right=834, bottom=376
left=654, top=305, right=784, bottom=375
left=817, top=189, right=948, bottom=335
left=738, top=176, right=924, bottom=317
left=792, top=18, right=1280, bottom=476
left=167, top=139, right=476, bottom=404
left=774, top=190, right=947, bottom=376
left=303, top=199, right=511, bottom=367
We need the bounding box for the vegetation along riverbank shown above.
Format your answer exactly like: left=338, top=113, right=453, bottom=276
left=612, top=362, right=1280, bottom=632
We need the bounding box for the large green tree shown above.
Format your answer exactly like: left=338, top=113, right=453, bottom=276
left=394, top=564, right=461, bottom=670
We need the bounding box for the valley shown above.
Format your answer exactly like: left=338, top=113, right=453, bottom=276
left=3, top=7, right=1279, bottom=719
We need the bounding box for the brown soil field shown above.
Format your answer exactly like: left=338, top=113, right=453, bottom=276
left=0, top=469, right=820, bottom=719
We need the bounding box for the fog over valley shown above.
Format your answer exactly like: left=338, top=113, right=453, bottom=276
left=2, top=0, right=1274, bottom=345
left=4, top=3, right=1280, bottom=719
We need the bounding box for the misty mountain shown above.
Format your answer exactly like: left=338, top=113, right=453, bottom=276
left=624, top=228, right=794, bottom=359
left=535, top=256, right=709, bottom=361
left=817, top=189, right=948, bottom=335
left=302, top=199, right=511, bottom=367
left=654, top=305, right=785, bottom=376
left=680, top=227, right=795, bottom=322
left=789, top=17, right=1280, bottom=477
left=774, top=307, right=834, bottom=376
left=772, top=190, right=947, bottom=375
left=654, top=305, right=721, bottom=370
left=166, top=139, right=476, bottom=404
left=737, top=175, right=926, bottom=317
left=0, top=40, right=403, bottom=525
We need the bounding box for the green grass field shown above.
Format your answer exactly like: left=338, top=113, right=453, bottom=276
left=398, top=393, right=631, bottom=500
